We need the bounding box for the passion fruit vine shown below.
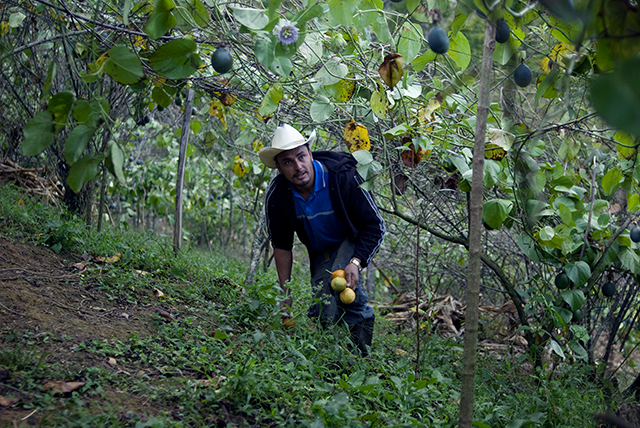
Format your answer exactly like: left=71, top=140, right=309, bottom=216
left=495, top=19, right=510, bottom=44
left=428, top=26, right=449, bottom=55
left=514, top=63, right=533, bottom=87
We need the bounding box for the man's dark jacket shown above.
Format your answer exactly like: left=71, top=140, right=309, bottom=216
left=264, top=151, right=385, bottom=267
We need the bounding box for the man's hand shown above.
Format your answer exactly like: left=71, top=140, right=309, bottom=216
left=344, top=262, right=360, bottom=290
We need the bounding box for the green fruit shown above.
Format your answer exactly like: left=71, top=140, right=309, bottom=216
left=514, top=63, right=532, bottom=87
left=211, top=47, right=233, bottom=74
left=428, top=26, right=449, bottom=55
left=555, top=272, right=570, bottom=290
left=631, top=226, right=640, bottom=243
left=192, top=107, right=197, bottom=115
left=602, top=282, right=615, bottom=297
left=572, top=309, right=583, bottom=322
left=495, top=19, right=510, bottom=44
left=175, top=97, right=183, bottom=107
left=143, top=115, right=150, bottom=124
left=157, top=105, right=165, bottom=112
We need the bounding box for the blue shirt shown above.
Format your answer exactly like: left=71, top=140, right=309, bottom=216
left=292, top=160, right=347, bottom=252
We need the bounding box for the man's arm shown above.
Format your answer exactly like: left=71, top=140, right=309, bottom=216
left=274, top=248, right=293, bottom=313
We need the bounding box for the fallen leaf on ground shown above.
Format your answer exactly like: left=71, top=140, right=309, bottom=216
left=42, top=380, right=85, bottom=393
left=156, top=309, right=176, bottom=322
left=0, top=396, right=18, bottom=407
left=108, top=357, right=117, bottom=366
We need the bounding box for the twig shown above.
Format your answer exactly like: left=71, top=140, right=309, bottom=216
left=0, top=300, right=23, bottom=316
left=21, top=409, right=37, bottom=421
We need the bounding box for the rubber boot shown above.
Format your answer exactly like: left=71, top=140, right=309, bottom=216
left=349, top=316, right=375, bottom=357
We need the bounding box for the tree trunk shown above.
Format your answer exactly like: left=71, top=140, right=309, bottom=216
left=458, top=19, right=496, bottom=428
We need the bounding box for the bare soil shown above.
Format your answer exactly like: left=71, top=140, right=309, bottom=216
left=0, top=237, right=160, bottom=426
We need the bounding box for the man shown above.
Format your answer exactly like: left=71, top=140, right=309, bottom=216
left=259, top=123, right=385, bottom=356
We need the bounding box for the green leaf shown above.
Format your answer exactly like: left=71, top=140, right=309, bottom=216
left=549, top=339, right=566, bottom=359
left=310, top=95, right=335, bottom=122
left=64, top=124, right=95, bottom=165
left=561, top=289, right=585, bottom=313
left=352, top=149, right=373, bottom=164
left=602, top=167, right=624, bottom=195
left=151, top=85, right=177, bottom=108
left=258, top=83, right=283, bottom=117
left=22, top=111, right=55, bottom=156
left=448, top=31, right=471, bottom=70
left=145, top=0, right=177, bottom=40
left=298, top=32, right=323, bottom=66
left=48, top=91, right=74, bottom=131
left=372, top=15, right=391, bottom=44
left=539, top=225, right=555, bottom=241
left=229, top=6, right=269, bottom=30
left=557, top=203, right=575, bottom=227
left=565, top=261, right=591, bottom=287
left=412, top=50, right=436, bottom=72
left=105, top=141, right=125, bottom=183
left=328, top=0, right=358, bottom=26
left=568, top=340, right=588, bottom=361
left=482, top=199, right=513, bottom=230
left=42, top=61, right=57, bottom=99
left=9, top=12, right=25, bottom=27
left=255, top=36, right=276, bottom=69
left=535, top=68, right=560, bottom=107
left=149, top=39, right=201, bottom=79
left=315, top=58, right=348, bottom=86
left=181, top=0, right=209, bottom=28
left=628, top=193, right=640, bottom=212
left=271, top=55, right=292, bottom=77
left=396, top=22, right=422, bottom=62
left=104, top=45, right=144, bottom=84
left=591, top=57, right=640, bottom=138
left=370, top=88, right=388, bottom=119
left=382, top=124, right=411, bottom=139
left=355, top=0, right=381, bottom=28
left=66, top=154, right=104, bottom=193
left=613, top=130, right=638, bottom=159
left=619, top=246, right=640, bottom=274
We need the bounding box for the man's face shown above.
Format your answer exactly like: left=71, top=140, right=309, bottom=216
left=275, top=145, right=314, bottom=191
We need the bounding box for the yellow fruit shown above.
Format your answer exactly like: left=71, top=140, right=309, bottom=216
left=340, top=288, right=356, bottom=304
left=331, top=276, right=347, bottom=292
left=332, top=269, right=345, bottom=279
left=282, top=317, right=296, bottom=328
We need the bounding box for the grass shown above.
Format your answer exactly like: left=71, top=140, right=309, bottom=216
left=0, top=184, right=616, bottom=427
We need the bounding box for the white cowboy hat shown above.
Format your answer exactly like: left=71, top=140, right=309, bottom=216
left=259, top=124, right=317, bottom=169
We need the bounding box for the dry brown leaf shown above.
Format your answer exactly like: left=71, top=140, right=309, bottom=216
left=156, top=309, right=176, bottom=322
left=154, top=288, right=166, bottom=298
left=0, top=396, right=18, bottom=407
left=43, top=380, right=85, bottom=393
left=108, top=357, right=117, bottom=366
left=378, top=53, right=404, bottom=90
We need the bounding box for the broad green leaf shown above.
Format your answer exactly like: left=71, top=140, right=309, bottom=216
left=145, top=0, right=177, bottom=40
left=48, top=91, right=74, bottom=131
left=370, top=88, right=388, bottom=119
left=104, top=45, right=144, bottom=84
left=613, top=130, right=637, bottom=159
left=229, top=6, right=269, bottom=30
left=271, top=55, right=292, bottom=77
left=352, top=149, right=373, bottom=164
left=299, top=32, right=323, bottom=66
left=628, top=193, right=640, bottom=212
left=9, top=12, right=25, bottom=27
left=449, top=31, right=471, bottom=70
left=149, top=39, right=201, bottom=79
left=73, top=97, right=109, bottom=128
left=372, top=15, right=391, bottom=44
left=189, top=0, right=209, bottom=27
left=123, top=0, right=132, bottom=25
left=602, top=167, right=624, bottom=195
left=382, top=124, right=411, bottom=139
left=258, top=83, right=283, bottom=117
left=64, top=124, right=95, bottom=165
left=255, top=36, right=276, bottom=69
left=315, top=58, right=348, bottom=85
left=591, top=57, right=640, bottom=138
left=173, top=4, right=198, bottom=30
left=397, top=22, right=422, bottom=62
left=561, top=289, right=585, bottom=313
left=66, top=154, right=105, bottom=193
left=565, top=261, right=591, bottom=287
left=539, top=225, right=555, bottom=241
left=105, top=141, right=125, bottom=183
left=295, top=3, right=324, bottom=27
left=568, top=340, right=588, bottom=361
left=412, top=50, right=437, bottom=72
left=553, top=307, right=573, bottom=327
left=558, top=203, right=575, bottom=227
left=535, top=68, right=560, bottom=107
left=549, top=340, right=566, bottom=359
left=482, top=199, right=513, bottom=230
left=22, top=111, right=55, bottom=156
left=619, top=246, right=640, bottom=274
left=310, top=95, right=335, bottom=122
left=355, top=0, right=382, bottom=27
left=152, top=85, right=177, bottom=108
left=328, top=0, right=358, bottom=26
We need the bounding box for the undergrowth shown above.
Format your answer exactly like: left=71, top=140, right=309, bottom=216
left=0, top=185, right=612, bottom=427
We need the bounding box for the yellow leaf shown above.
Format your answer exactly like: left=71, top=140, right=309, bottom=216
left=370, top=85, right=389, bottom=119
left=484, top=144, right=506, bottom=161
left=252, top=141, right=264, bottom=152
left=208, top=99, right=227, bottom=131
left=95, top=54, right=108, bottom=71
left=0, top=22, right=9, bottom=37
left=326, top=75, right=356, bottom=103
left=343, top=120, right=371, bottom=152
left=418, top=95, right=442, bottom=127
left=540, top=43, right=573, bottom=74
left=233, top=155, right=248, bottom=178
